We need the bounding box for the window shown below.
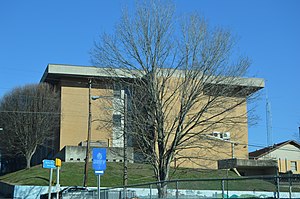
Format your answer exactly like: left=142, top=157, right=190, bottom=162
left=113, top=114, right=122, bottom=128
left=113, top=89, right=121, bottom=98
left=291, top=161, right=297, bottom=172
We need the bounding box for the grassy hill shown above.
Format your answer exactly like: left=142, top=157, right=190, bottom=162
left=0, top=162, right=287, bottom=192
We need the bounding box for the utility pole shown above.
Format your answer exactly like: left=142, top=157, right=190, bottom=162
left=231, top=142, right=235, bottom=159
left=83, top=79, right=92, bottom=187
left=266, top=94, right=273, bottom=147
left=123, top=93, right=128, bottom=186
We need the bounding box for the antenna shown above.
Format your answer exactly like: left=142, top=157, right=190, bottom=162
left=266, top=93, right=273, bottom=146
left=298, top=127, right=300, bottom=141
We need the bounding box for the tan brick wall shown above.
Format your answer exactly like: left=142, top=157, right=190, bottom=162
left=58, top=76, right=249, bottom=169
left=59, top=79, right=113, bottom=150
left=171, top=102, right=248, bottom=169
left=158, top=76, right=249, bottom=169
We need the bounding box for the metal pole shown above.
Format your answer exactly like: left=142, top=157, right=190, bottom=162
left=176, top=181, right=179, bottom=199
left=221, top=179, right=225, bottom=199
left=149, top=184, right=152, bottom=199
left=231, top=143, right=234, bottom=159
left=123, top=187, right=126, bottom=199
left=226, top=169, right=229, bottom=198
left=56, top=167, right=60, bottom=199
left=289, top=173, right=292, bottom=199
left=276, top=175, right=280, bottom=199
left=97, top=174, right=101, bottom=199
left=48, top=168, right=53, bottom=199
left=84, top=79, right=92, bottom=187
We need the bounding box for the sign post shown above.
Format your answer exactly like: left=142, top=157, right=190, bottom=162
left=48, top=168, right=53, bottom=199
left=42, top=160, right=56, bottom=199
left=55, top=158, right=62, bottom=199
left=92, top=148, right=107, bottom=199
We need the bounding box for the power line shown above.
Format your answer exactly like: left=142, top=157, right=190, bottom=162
left=0, top=110, right=60, bottom=115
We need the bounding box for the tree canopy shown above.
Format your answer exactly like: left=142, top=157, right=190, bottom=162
left=0, top=83, right=60, bottom=169
left=91, top=1, right=260, bottom=197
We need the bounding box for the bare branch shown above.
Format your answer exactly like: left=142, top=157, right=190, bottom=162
left=0, top=83, right=60, bottom=169
left=91, top=0, right=262, bottom=197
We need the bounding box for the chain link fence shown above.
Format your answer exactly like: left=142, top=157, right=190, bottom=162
left=57, top=175, right=300, bottom=199
left=61, top=175, right=300, bottom=199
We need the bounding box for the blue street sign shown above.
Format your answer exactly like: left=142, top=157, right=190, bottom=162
left=92, top=148, right=107, bottom=172
left=42, top=159, right=56, bottom=169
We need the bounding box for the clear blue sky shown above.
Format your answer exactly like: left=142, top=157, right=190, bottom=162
left=1, top=0, right=299, bottom=151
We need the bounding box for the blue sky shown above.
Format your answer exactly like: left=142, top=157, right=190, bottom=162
left=1, top=0, right=299, bottom=151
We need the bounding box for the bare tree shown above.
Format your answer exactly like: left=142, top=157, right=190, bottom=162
left=0, top=83, right=60, bottom=169
left=91, top=0, right=261, bottom=197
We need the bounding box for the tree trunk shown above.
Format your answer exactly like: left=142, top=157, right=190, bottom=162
left=25, top=154, right=32, bottom=169
left=156, top=160, right=170, bottom=198
left=25, top=147, right=36, bottom=169
left=157, top=182, right=168, bottom=199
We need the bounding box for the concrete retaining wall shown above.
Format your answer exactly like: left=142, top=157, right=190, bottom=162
left=55, top=146, right=134, bottom=163
left=0, top=181, right=14, bottom=198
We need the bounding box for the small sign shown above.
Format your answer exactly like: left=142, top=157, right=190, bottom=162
left=92, top=148, right=107, bottom=172
left=55, top=158, right=62, bottom=167
left=95, top=170, right=104, bottom=175
left=43, top=159, right=56, bottom=169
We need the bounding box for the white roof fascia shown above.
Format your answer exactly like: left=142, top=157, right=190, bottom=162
left=41, top=64, right=264, bottom=90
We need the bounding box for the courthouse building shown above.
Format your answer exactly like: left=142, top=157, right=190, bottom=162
left=40, top=64, right=264, bottom=169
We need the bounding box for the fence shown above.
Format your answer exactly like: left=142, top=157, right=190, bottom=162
left=60, top=189, right=136, bottom=199
left=94, top=175, right=300, bottom=199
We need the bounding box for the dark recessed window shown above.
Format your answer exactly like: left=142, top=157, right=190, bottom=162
left=113, top=89, right=121, bottom=98
left=113, top=114, right=122, bottom=127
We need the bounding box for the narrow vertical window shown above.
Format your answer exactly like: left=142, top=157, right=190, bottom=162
left=291, top=161, right=297, bottom=172
left=113, top=114, right=122, bottom=128
left=113, top=89, right=121, bottom=98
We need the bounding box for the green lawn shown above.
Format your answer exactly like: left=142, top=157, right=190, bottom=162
left=0, top=162, right=155, bottom=187
left=0, top=162, right=294, bottom=192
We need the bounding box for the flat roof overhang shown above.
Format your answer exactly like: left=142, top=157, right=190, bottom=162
left=40, top=64, right=140, bottom=84
left=41, top=64, right=264, bottom=96
left=203, top=76, right=264, bottom=97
